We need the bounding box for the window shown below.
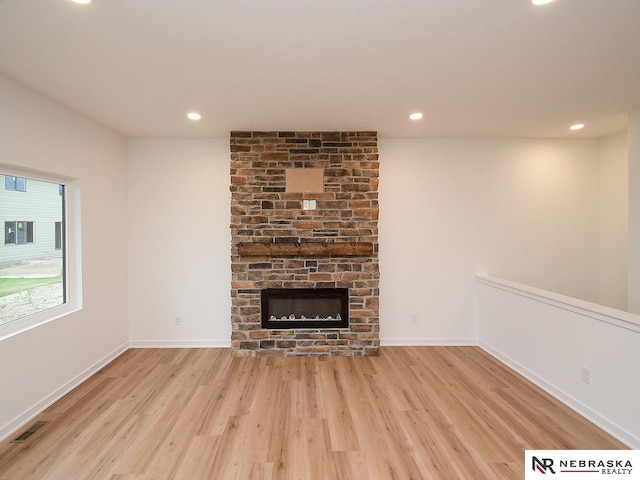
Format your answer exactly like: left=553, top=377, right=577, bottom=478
left=55, top=222, right=62, bottom=250
left=4, top=221, right=35, bottom=245
left=5, top=175, right=27, bottom=192
left=27, top=222, right=34, bottom=243
left=1, top=171, right=74, bottom=331
left=4, top=222, right=15, bottom=244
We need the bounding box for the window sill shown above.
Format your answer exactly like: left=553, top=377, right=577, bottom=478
left=0, top=301, right=82, bottom=341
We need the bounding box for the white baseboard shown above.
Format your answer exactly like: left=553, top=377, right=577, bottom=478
left=479, top=341, right=639, bottom=449
left=381, top=338, right=478, bottom=346
left=129, top=339, right=231, bottom=348
left=133, top=339, right=473, bottom=348
left=0, top=342, right=129, bottom=443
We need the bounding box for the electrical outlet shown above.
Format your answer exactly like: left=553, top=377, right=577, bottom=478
left=174, top=316, right=182, bottom=326
left=581, top=366, right=591, bottom=384
left=411, top=313, right=418, bottom=325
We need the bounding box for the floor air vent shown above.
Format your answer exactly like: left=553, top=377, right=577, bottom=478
left=11, top=421, right=49, bottom=443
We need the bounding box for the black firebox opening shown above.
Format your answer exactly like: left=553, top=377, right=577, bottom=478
left=261, top=288, right=349, bottom=329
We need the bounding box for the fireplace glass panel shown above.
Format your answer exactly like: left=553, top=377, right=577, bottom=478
left=261, top=288, right=349, bottom=329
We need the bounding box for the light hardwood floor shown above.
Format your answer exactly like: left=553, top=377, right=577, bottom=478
left=0, top=347, right=626, bottom=479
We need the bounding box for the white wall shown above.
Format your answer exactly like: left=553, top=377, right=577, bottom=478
left=378, top=138, right=601, bottom=344
left=478, top=275, right=640, bottom=448
left=598, top=132, right=628, bottom=310
left=628, top=110, right=640, bottom=314
left=0, top=73, right=128, bottom=439
left=127, top=139, right=231, bottom=346
left=126, top=137, right=608, bottom=348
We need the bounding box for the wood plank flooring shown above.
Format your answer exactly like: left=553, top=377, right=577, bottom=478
left=0, top=347, right=626, bottom=479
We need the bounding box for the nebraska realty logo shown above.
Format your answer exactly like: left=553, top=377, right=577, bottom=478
left=525, top=451, right=640, bottom=479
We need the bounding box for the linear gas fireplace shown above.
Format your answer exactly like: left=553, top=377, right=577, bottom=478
left=262, top=288, right=349, bottom=329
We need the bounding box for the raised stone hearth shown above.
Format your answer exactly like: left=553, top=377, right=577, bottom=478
left=230, top=131, right=380, bottom=357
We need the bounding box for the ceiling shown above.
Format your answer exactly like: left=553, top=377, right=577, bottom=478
left=0, top=0, right=639, bottom=139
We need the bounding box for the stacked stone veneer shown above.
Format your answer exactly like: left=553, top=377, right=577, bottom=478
left=230, top=131, right=380, bottom=357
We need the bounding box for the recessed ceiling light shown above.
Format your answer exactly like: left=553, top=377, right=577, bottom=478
left=71, top=0, right=93, bottom=4
left=187, top=112, right=202, bottom=121
left=569, top=123, right=585, bottom=131
left=409, top=112, right=423, bottom=121
left=532, top=0, right=555, bottom=5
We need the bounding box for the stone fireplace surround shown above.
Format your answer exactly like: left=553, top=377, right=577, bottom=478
left=230, top=131, right=380, bottom=357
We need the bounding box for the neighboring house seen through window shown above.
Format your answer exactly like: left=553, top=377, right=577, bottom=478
left=1, top=173, right=67, bottom=327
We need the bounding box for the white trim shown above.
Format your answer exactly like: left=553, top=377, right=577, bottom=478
left=129, top=340, right=231, bottom=348
left=479, top=341, right=639, bottom=449
left=381, top=338, right=478, bottom=346
left=476, top=274, right=640, bottom=333
left=0, top=304, right=82, bottom=341
left=0, top=342, right=128, bottom=443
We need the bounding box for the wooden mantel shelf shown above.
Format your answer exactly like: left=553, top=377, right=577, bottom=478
left=238, top=242, right=374, bottom=258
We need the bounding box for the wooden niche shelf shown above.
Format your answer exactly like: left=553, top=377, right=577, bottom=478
left=238, top=242, right=374, bottom=258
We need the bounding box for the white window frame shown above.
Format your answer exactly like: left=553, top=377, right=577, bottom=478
left=0, top=165, right=82, bottom=340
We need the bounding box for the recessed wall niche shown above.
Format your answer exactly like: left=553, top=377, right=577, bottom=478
left=285, top=168, right=324, bottom=193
